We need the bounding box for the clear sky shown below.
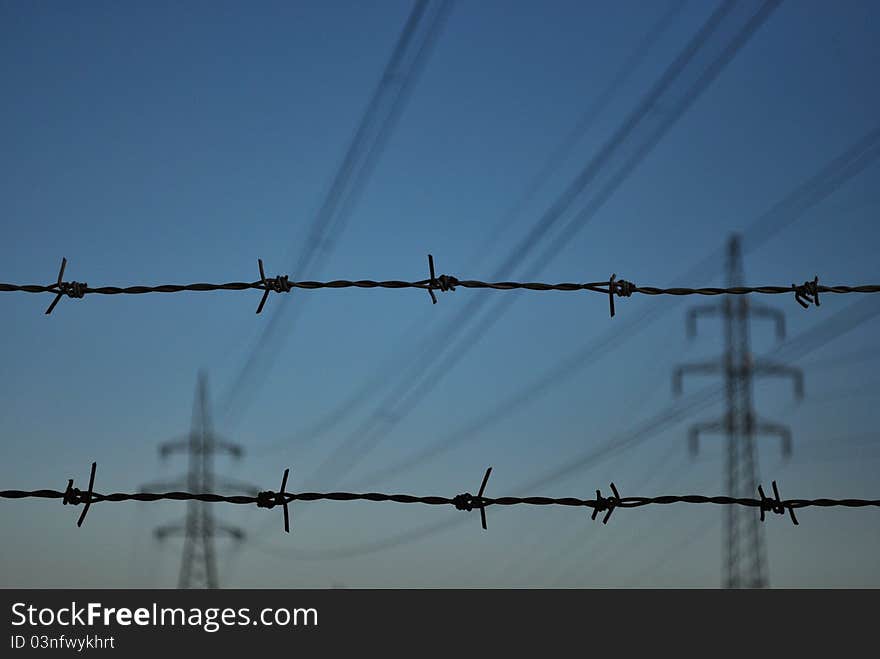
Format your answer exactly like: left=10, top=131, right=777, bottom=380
left=1, top=0, right=878, bottom=588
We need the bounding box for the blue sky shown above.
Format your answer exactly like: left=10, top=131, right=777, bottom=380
left=1, top=0, right=878, bottom=588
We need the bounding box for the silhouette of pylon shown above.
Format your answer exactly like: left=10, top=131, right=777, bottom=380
left=673, top=234, right=803, bottom=588
left=144, top=371, right=250, bottom=588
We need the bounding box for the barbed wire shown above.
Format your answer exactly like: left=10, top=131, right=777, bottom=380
left=2, top=256, right=878, bottom=318
left=2, top=463, right=878, bottom=533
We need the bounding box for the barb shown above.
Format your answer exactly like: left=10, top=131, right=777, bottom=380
left=758, top=480, right=798, bottom=525
left=425, top=254, right=457, bottom=304
left=61, top=461, right=97, bottom=527
left=257, top=468, right=292, bottom=533
left=3, top=463, right=877, bottom=531
left=793, top=276, right=821, bottom=309
left=452, top=467, right=492, bottom=530
left=44, top=258, right=88, bottom=315
left=592, top=483, right=622, bottom=524
left=255, top=259, right=293, bottom=315
left=607, top=276, right=636, bottom=318
left=3, top=258, right=878, bottom=317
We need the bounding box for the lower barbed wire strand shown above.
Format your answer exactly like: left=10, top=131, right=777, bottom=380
left=2, top=488, right=879, bottom=513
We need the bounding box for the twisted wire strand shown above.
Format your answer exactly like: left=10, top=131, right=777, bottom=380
left=0, top=256, right=872, bottom=316
left=9, top=489, right=878, bottom=508
left=7, top=280, right=874, bottom=296
left=3, top=463, right=878, bottom=532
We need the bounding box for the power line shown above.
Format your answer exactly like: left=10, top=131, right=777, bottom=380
left=549, top=468, right=720, bottom=587
left=247, top=293, right=880, bottom=560
left=248, top=0, right=692, bottom=458
left=524, top=284, right=848, bottom=583
left=278, top=0, right=762, bottom=459
left=348, top=124, right=880, bottom=489
left=299, top=0, right=784, bottom=489
left=509, top=437, right=695, bottom=587
left=517, top=298, right=880, bottom=497
left=619, top=514, right=720, bottom=587
left=461, top=0, right=688, bottom=267
left=795, top=344, right=880, bottom=372
left=219, top=0, right=454, bottom=422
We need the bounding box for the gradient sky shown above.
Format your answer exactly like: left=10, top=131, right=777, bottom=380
left=1, top=0, right=879, bottom=588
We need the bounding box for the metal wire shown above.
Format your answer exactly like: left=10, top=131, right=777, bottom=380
left=3, top=462, right=878, bottom=533
left=1, top=256, right=874, bottom=317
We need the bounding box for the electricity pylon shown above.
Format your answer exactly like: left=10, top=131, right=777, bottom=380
left=143, top=371, right=254, bottom=589
left=673, top=234, right=803, bottom=588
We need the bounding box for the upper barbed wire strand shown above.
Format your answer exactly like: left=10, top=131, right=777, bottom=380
left=1, top=257, right=874, bottom=317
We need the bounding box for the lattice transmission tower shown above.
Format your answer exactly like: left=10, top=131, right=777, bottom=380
left=142, top=371, right=254, bottom=588
left=673, top=234, right=804, bottom=588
